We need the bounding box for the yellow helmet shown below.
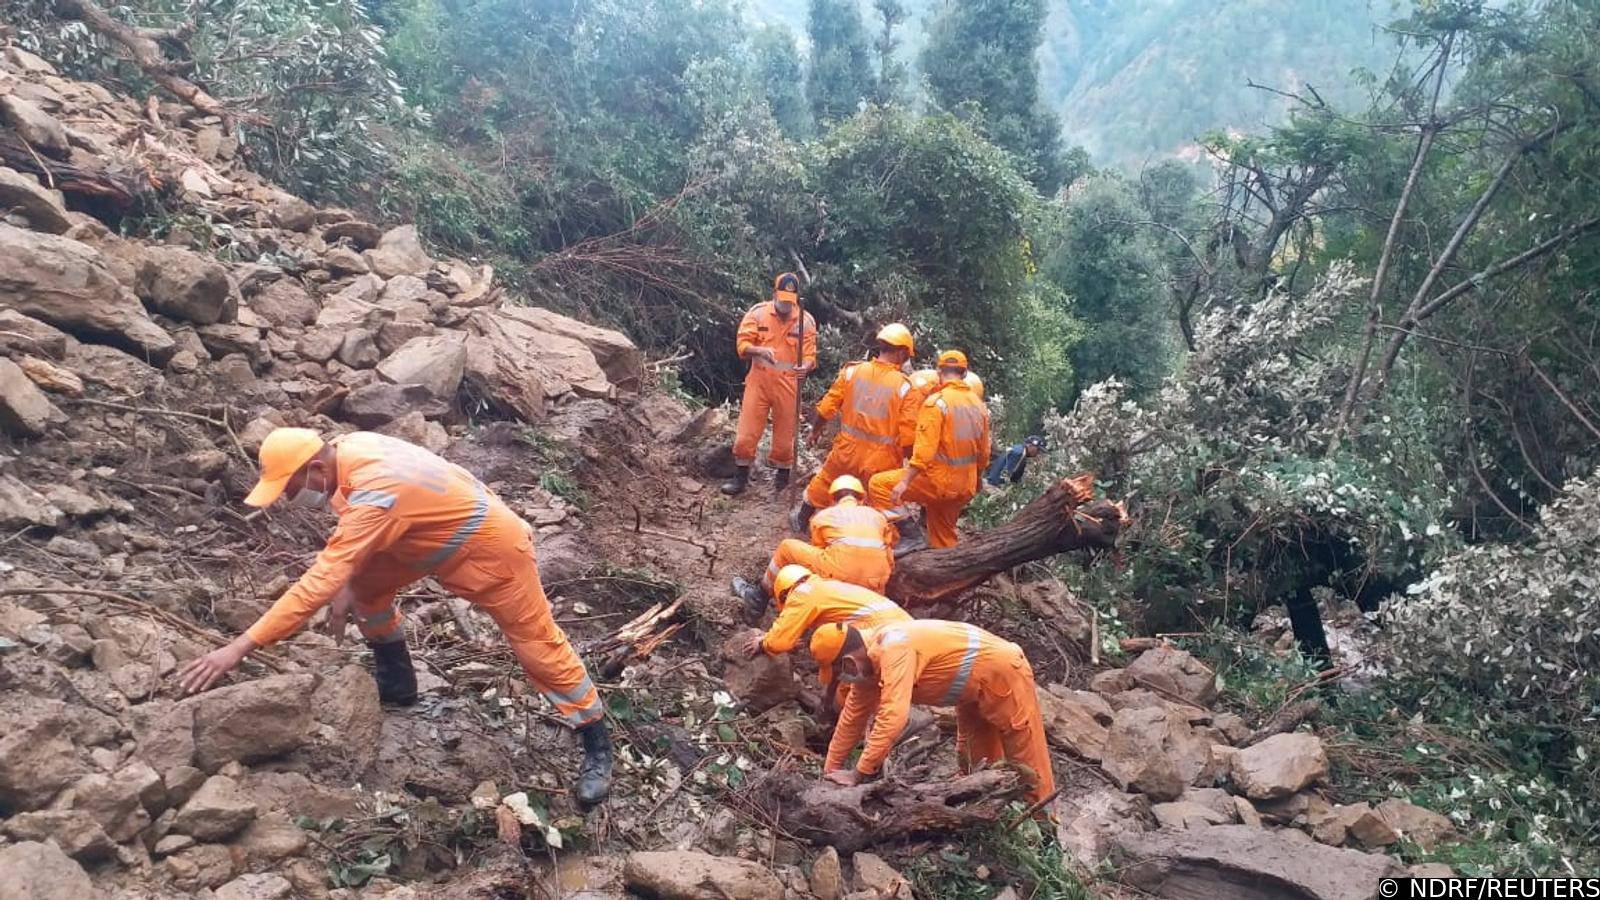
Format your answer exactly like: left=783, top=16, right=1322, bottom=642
left=772, top=564, right=813, bottom=605
left=937, top=349, right=968, bottom=371
left=965, top=371, right=985, bottom=398
left=875, top=323, right=914, bottom=355
left=810, top=622, right=848, bottom=685
left=828, top=474, right=865, bottom=498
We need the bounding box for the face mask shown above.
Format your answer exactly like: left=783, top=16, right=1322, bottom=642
left=774, top=301, right=795, bottom=317
left=287, top=467, right=329, bottom=509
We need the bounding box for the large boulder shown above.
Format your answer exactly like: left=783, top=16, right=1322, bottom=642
left=1125, top=646, right=1219, bottom=707
left=1374, top=798, right=1455, bottom=851
left=720, top=629, right=799, bottom=714
left=311, top=665, right=384, bottom=774
left=172, top=775, right=258, bottom=840
left=136, top=246, right=237, bottom=325
left=130, top=699, right=197, bottom=771
left=0, top=809, right=116, bottom=861
left=0, top=841, right=94, bottom=900
left=1056, top=787, right=1152, bottom=867
left=464, top=306, right=614, bottom=422
left=0, top=223, right=175, bottom=361
left=1113, top=825, right=1404, bottom=900
left=64, top=342, right=165, bottom=395
left=0, top=309, right=70, bottom=359
left=508, top=306, right=644, bottom=391
left=0, top=356, right=60, bottom=438
left=71, top=763, right=161, bottom=841
left=342, top=381, right=450, bottom=427
left=0, top=474, right=62, bottom=529
left=363, top=224, right=433, bottom=278
left=624, top=850, right=784, bottom=900
left=323, top=219, right=382, bottom=249
left=247, top=278, right=320, bottom=327
left=1100, top=705, right=1216, bottom=802
left=1230, top=733, right=1328, bottom=801
left=0, top=166, right=70, bottom=233
left=376, top=332, right=467, bottom=400
left=0, top=95, right=70, bottom=157
left=187, top=673, right=317, bottom=771
left=0, top=716, right=87, bottom=812
left=1038, top=685, right=1114, bottom=761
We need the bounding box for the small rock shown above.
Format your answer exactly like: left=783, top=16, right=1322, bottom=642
left=363, top=225, right=434, bottom=278
left=851, top=852, right=912, bottom=900
left=1233, top=796, right=1262, bottom=828
left=0, top=357, right=59, bottom=438
left=153, top=833, right=196, bottom=855
left=215, top=873, right=294, bottom=900
left=0, top=718, right=86, bottom=811
left=166, top=843, right=237, bottom=891
left=1343, top=802, right=1399, bottom=847
left=375, top=332, right=467, bottom=399
left=188, top=673, right=317, bottom=771
left=1375, top=798, right=1455, bottom=851
left=267, top=192, right=316, bottom=231
left=196, top=323, right=264, bottom=361
left=71, top=766, right=154, bottom=841
left=337, top=329, right=380, bottom=368
left=0, top=809, right=116, bottom=861
left=1409, top=862, right=1456, bottom=878
left=1037, top=685, right=1114, bottom=761
left=173, top=775, right=257, bottom=841
left=624, top=850, right=784, bottom=900
left=720, top=629, right=799, bottom=714
left=130, top=701, right=197, bottom=771
left=1089, top=668, right=1135, bottom=695
left=136, top=246, right=236, bottom=325
left=163, top=765, right=207, bottom=807
left=1230, top=733, right=1329, bottom=800
left=249, top=278, right=320, bottom=327
left=1099, top=705, right=1214, bottom=801
left=0, top=166, right=70, bottom=233
left=0, top=841, right=95, bottom=900
left=323, top=220, right=383, bottom=249
left=1152, top=800, right=1232, bottom=831
left=342, top=381, right=449, bottom=427
left=0, top=309, right=70, bottom=359
left=0, top=95, right=70, bottom=157
left=311, top=665, right=383, bottom=775
left=323, top=245, right=369, bottom=276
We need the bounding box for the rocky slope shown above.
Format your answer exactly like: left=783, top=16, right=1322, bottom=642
left=1, top=42, right=1456, bottom=900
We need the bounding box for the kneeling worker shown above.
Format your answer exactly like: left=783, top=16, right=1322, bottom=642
left=817, top=620, right=1055, bottom=806
left=733, top=475, right=895, bottom=620
left=178, top=429, right=614, bottom=807
left=737, top=564, right=911, bottom=661
left=869, top=350, right=991, bottom=549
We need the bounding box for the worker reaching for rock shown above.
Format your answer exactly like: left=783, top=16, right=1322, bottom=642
left=735, top=564, right=910, bottom=663
left=177, top=428, right=614, bottom=808
left=819, top=620, right=1055, bottom=808
left=723, top=272, right=817, bottom=497
left=731, top=475, right=896, bottom=621
left=869, top=350, right=991, bottom=549
left=794, top=324, right=918, bottom=531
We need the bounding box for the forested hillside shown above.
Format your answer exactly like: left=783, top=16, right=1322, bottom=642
left=749, top=0, right=1412, bottom=162
left=2, top=0, right=1598, bottom=894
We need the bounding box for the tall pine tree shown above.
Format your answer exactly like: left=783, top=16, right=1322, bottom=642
left=871, top=0, right=908, bottom=104
left=806, top=0, right=874, bottom=125
left=752, top=24, right=812, bottom=137
left=920, top=0, right=1067, bottom=193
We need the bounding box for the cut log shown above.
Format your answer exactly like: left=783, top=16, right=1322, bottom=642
left=581, top=595, right=687, bottom=678
left=754, top=768, right=1027, bottom=852
left=886, top=474, right=1125, bottom=608
left=0, top=133, right=150, bottom=218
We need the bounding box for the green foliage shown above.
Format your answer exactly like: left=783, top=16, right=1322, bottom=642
left=920, top=0, right=1067, bottom=192
left=751, top=24, right=813, bottom=138
left=10, top=0, right=407, bottom=198
left=904, top=820, right=1094, bottom=900
left=806, top=0, right=875, bottom=124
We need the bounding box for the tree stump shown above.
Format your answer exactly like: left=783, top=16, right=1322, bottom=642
left=887, top=474, right=1125, bottom=608
left=755, top=768, right=1027, bottom=852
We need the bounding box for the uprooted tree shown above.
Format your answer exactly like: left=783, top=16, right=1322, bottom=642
left=886, top=474, right=1125, bottom=608
left=753, top=767, right=1029, bottom=852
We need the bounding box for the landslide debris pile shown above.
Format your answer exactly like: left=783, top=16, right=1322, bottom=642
left=0, top=43, right=1459, bottom=900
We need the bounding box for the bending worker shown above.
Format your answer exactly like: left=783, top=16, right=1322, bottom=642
left=985, top=435, right=1047, bottom=488
left=869, top=350, right=991, bottom=549
left=734, top=475, right=896, bottom=621
left=177, top=429, right=614, bottom=808
left=796, top=324, right=918, bottom=529
left=816, top=620, right=1055, bottom=807
left=736, top=564, right=910, bottom=662
left=723, top=273, right=817, bottom=497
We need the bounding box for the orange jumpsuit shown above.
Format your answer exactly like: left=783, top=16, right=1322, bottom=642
left=757, top=577, right=911, bottom=656
left=869, top=381, right=991, bottom=549
left=824, top=620, right=1054, bottom=804
left=763, top=497, right=896, bottom=594
left=903, top=370, right=983, bottom=452
left=245, top=432, right=603, bottom=727
left=804, top=359, right=918, bottom=508
left=732, top=301, right=817, bottom=470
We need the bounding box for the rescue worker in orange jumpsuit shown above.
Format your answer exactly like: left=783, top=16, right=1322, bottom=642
left=731, top=475, right=896, bottom=621
left=795, top=324, right=919, bottom=529
left=818, top=620, right=1055, bottom=807
left=177, top=429, right=614, bottom=807
left=735, top=564, right=911, bottom=661
left=723, top=273, right=818, bottom=496
left=869, top=351, right=991, bottom=549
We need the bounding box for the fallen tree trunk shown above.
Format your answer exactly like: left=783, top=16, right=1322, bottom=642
left=0, top=132, right=150, bottom=217
left=887, top=474, right=1125, bottom=608
left=754, top=768, right=1026, bottom=852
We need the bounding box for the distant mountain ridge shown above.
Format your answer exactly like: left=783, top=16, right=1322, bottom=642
left=747, top=0, right=1414, bottom=165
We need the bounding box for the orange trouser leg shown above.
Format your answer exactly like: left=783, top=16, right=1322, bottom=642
left=976, top=658, right=1055, bottom=806
left=347, top=555, right=424, bottom=644
left=441, top=543, right=604, bottom=728
left=867, top=470, right=966, bottom=548
left=767, top=375, right=799, bottom=469
left=866, top=468, right=906, bottom=510
left=922, top=497, right=967, bottom=549
left=732, top=375, right=773, bottom=467
left=955, top=700, right=1006, bottom=774
left=763, top=539, right=828, bottom=595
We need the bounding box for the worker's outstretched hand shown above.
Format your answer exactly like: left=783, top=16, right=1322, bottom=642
left=807, top=428, right=825, bottom=449
left=890, top=478, right=910, bottom=506
left=324, top=586, right=355, bottom=644
left=823, top=769, right=862, bottom=786
left=738, top=633, right=766, bottom=659
left=178, top=638, right=250, bottom=694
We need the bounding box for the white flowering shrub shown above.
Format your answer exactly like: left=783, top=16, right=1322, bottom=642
left=1386, top=467, right=1600, bottom=734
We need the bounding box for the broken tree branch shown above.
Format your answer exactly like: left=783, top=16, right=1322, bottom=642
left=754, top=767, right=1027, bottom=852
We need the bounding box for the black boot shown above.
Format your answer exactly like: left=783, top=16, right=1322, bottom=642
left=788, top=500, right=817, bottom=535
left=369, top=640, right=418, bottom=707
left=892, top=514, right=928, bottom=558
left=773, top=468, right=791, bottom=492
left=731, top=576, right=768, bottom=624
left=720, top=465, right=750, bottom=496
left=574, top=720, right=614, bottom=809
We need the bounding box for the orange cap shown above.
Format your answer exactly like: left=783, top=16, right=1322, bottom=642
left=244, top=427, right=325, bottom=507
left=810, top=622, right=848, bottom=685
left=938, top=349, right=968, bottom=371
left=773, top=272, right=800, bottom=303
